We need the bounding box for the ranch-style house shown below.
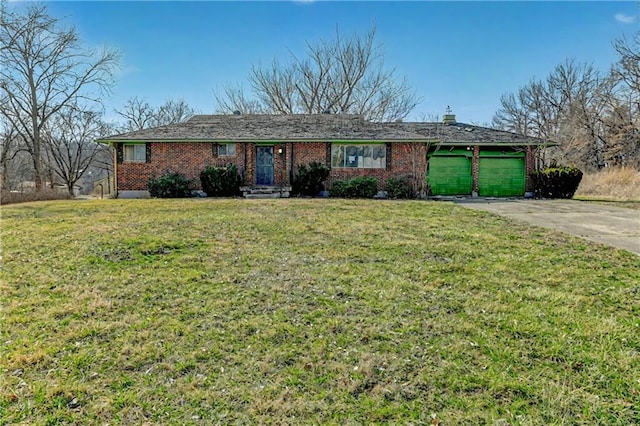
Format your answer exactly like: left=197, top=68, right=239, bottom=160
left=96, top=113, right=548, bottom=198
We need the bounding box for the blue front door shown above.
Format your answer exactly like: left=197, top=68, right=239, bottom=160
left=256, top=146, right=274, bottom=186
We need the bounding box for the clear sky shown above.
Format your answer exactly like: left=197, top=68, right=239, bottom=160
left=18, top=1, right=640, bottom=124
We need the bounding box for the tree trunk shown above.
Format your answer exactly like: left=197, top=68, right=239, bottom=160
left=32, top=148, right=43, bottom=190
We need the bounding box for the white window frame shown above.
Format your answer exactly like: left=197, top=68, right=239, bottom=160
left=123, top=144, right=146, bottom=163
left=331, top=144, right=386, bottom=169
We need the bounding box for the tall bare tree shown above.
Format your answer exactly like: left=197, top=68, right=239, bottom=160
left=612, top=32, right=640, bottom=98
left=0, top=116, right=18, bottom=189
left=214, top=83, right=266, bottom=115
left=0, top=4, right=119, bottom=190
left=492, top=59, right=605, bottom=169
left=214, top=26, right=421, bottom=122
left=156, top=98, right=196, bottom=126
left=492, top=90, right=532, bottom=135
left=610, top=32, right=640, bottom=167
left=43, top=105, right=109, bottom=195
left=115, top=97, right=196, bottom=132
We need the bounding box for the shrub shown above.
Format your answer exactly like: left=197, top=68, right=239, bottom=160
left=531, top=166, right=583, bottom=199
left=148, top=172, right=192, bottom=198
left=385, top=177, right=414, bottom=199
left=200, top=164, right=241, bottom=197
left=330, top=176, right=378, bottom=198
left=292, top=162, right=330, bottom=196
left=329, top=180, right=349, bottom=198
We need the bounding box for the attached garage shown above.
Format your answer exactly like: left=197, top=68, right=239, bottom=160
left=478, top=151, right=525, bottom=197
left=427, top=149, right=473, bottom=196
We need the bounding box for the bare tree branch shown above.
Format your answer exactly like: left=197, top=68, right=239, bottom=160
left=0, top=4, right=120, bottom=191
left=42, top=105, right=108, bottom=195
left=115, top=97, right=196, bottom=131
left=215, top=25, right=421, bottom=121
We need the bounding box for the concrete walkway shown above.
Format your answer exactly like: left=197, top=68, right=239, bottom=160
left=455, top=199, right=640, bottom=256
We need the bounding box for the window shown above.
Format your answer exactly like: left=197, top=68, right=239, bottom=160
left=331, top=144, right=386, bottom=169
left=123, top=144, right=146, bottom=162
left=217, top=143, right=236, bottom=156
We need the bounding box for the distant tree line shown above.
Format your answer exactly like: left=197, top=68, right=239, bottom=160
left=492, top=33, right=640, bottom=172
left=0, top=4, right=196, bottom=195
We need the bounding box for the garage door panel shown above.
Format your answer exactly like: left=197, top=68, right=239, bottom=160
left=478, top=157, right=525, bottom=197
left=428, top=156, right=472, bottom=196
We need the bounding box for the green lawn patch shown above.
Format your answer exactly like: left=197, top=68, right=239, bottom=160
left=1, top=199, right=639, bottom=424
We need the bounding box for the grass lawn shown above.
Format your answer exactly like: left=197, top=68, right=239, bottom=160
left=1, top=199, right=639, bottom=424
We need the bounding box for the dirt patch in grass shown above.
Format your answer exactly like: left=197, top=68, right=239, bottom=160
left=2, top=199, right=639, bottom=424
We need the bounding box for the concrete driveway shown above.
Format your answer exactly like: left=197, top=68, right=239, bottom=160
left=455, top=199, right=640, bottom=256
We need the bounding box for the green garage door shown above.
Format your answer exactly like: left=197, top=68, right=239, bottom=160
left=427, top=153, right=472, bottom=196
left=478, top=155, right=525, bottom=197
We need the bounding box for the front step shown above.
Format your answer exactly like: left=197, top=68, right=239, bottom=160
left=240, top=186, right=291, bottom=199
left=244, top=193, right=284, bottom=199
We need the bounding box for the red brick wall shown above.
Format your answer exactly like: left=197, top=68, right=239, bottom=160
left=116, top=142, right=248, bottom=190
left=116, top=141, right=507, bottom=193
left=274, top=144, right=287, bottom=186
left=292, top=142, right=328, bottom=167
left=525, top=146, right=536, bottom=192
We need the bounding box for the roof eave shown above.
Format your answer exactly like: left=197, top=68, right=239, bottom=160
left=95, top=138, right=439, bottom=143
left=96, top=138, right=552, bottom=146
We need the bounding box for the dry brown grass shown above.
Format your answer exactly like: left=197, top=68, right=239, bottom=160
left=575, top=166, right=640, bottom=201
left=0, top=189, right=71, bottom=205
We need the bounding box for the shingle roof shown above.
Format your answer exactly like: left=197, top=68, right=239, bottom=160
left=391, top=122, right=547, bottom=145
left=96, top=114, right=549, bottom=146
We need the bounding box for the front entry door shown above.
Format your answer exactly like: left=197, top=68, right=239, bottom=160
left=256, top=146, right=274, bottom=186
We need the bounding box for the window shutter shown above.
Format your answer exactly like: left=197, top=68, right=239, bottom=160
left=145, top=143, right=151, bottom=163
left=326, top=143, right=332, bottom=168
left=212, top=143, right=218, bottom=157
left=386, top=143, right=392, bottom=170
left=116, top=143, right=123, bottom=164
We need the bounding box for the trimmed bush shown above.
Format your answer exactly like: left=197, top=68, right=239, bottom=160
left=200, top=164, right=241, bottom=197
left=330, top=176, right=378, bottom=198
left=531, top=166, right=583, bottom=199
left=385, top=177, right=414, bottom=199
left=329, top=180, right=349, bottom=198
left=148, top=172, right=192, bottom=198
left=292, top=162, right=330, bottom=196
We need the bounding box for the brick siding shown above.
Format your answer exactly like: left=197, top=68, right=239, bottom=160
left=117, top=142, right=247, bottom=191
left=525, top=146, right=536, bottom=192
left=116, top=141, right=536, bottom=194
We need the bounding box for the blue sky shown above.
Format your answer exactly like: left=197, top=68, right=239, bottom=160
left=21, top=1, right=640, bottom=124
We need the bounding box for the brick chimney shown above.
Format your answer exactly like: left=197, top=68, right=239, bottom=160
left=442, top=106, right=456, bottom=125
